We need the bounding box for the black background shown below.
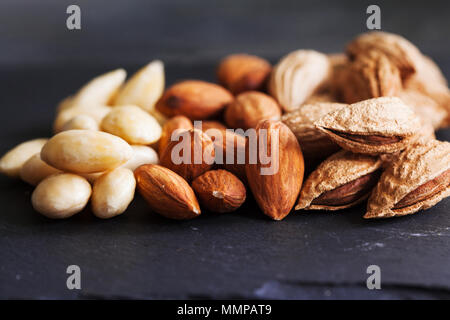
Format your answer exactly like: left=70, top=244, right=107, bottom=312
left=0, top=0, right=449, bottom=299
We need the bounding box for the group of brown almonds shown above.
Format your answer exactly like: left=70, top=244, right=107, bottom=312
left=0, top=31, right=449, bottom=221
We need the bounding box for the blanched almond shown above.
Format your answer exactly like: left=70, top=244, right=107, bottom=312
left=0, top=138, right=48, bottom=177
left=100, top=105, right=162, bottom=145
left=53, top=105, right=112, bottom=133
left=32, top=173, right=91, bottom=219
left=123, top=145, right=159, bottom=172
left=61, top=114, right=99, bottom=131
left=20, top=153, right=61, bottom=185
left=113, top=60, right=164, bottom=113
left=71, top=69, right=126, bottom=106
left=41, top=130, right=133, bottom=173
left=91, top=167, right=136, bottom=219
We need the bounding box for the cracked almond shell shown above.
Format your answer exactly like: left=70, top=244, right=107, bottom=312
left=281, top=103, right=346, bottom=161
left=296, top=150, right=382, bottom=211
left=365, top=140, right=450, bottom=218
left=340, top=51, right=402, bottom=103
left=314, top=97, right=422, bottom=155
left=346, top=31, right=423, bottom=80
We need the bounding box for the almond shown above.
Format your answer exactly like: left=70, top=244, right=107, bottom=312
left=224, top=91, right=281, bottom=130
left=203, top=128, right=247, bottom=183
left=134, top=164, right=200, bottom=220
left=158, top=115, right=193, bottom=155
left=217, top=54, right=271, bottom=95
left=201, top=121, right=227, bottom=132
left=245, top=120, right=304, bottom=220
left=155, top=80, right=233, bottom=120
left=159, top=129, right=215, bottom=182
left=192, top=169, right=246, bottom=213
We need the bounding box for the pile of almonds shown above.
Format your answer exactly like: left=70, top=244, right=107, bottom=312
left=0, top=31, right=449, bottom=221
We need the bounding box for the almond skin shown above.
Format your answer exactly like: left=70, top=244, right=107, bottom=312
left=192, top=169, right=246, bottom=213
left=159, top=129, right=215, bottom=182
left=158, top=115, right=193, bottom=155
left=134, top=164, right=201, bottom=220
left=203, top=128, right=247, bottom=183
left=217, top=54, right=272, bottom=95
left=201, top=121, right=227, bottom=132
left=224, top=91, right=281, bottom=130
left=155, top=80, right=233, bottom=120
left=245, top=120, right=304, bottom=220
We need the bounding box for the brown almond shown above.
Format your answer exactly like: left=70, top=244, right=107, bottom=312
left=200, top=121, right=227, bottom=132
left=224, top=91, right=281, bottom=130
left=134, top=164, right=200, bottom=220
left=158, top=115, right=193, bottom=155
left=245, top=120, right=304, bottom=220
left=160, top=129, right=215, bottom=182
left=340, top=51, right=402, bottom=103
left=155, top=80, right=233, bottom=120
left=204, top=128, right=247, bottom=183
left=311, top=170, right=381, bottom=206
left=394, top=169, right=450, bottom=209
left=217, top=54, right=271, bottom=95
left=192, top=169, right=246, bottom=213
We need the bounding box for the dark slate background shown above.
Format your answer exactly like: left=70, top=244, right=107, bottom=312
left=0, top=0, right=449, bottom=299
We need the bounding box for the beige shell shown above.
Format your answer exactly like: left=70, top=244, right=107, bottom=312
left=365, top=140, right=450, bottom=218
left=281, top=103, right=346, bottom=160
left=397, top=90, right=447, bottom=129
left=296, top=150, right=382, bottom=211
left=404, top=55, right=450, bottom=127
left=315, top=97, right=422, bottom=154
left=339, top=51, right=402, bottom=103
left=346, top=31, right=423, bottom=79
left=269, top=50, right=331, bottom=112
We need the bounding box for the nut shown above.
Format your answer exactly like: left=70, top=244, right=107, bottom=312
left=315, top=97, right=422, bottom=155
left=123, top=145, right=159, bottom=172
left=100, top=105, right=162, bottom=145
left=200, top=121, right=227, bottom=132
left=155, top=80, right=233, bottom=120
left=339, top=51, right=402, bottom=103
left=158, top=115, right=193, bottom=155
left=269, top=50, right=331, bottom=112
left=217, top=54, right=271, bottom=94
left=0, top=138, right=48, bottom=177
left=346, top=31, right=423, bottom=80
left=365, top=140, right=450, bottom=218
left=204, top=128, right=247, bottom=183
left=224, top=91, right=281, bottom=130
left=160, top=129, right=215, bottom=182
left=296, top=150, right=383, bottom=210
left=31, top=173, right=92, bottom=219
left=192, top=169, right=246, bottom=213
left=54, top=105, right=112, bottom=133
left=19, top=153, right=61, bottom=185
left=113, top=60, right=164, bottom=113
left=281, top=102, right=345, bottom=162
left=245, top=120, right=304, bottom=220
left=134, top=164, right=201, bottom=220
left=61, top=114, right=99, bottom=131
left=70, top=69, right=126, bottom=107
left=91, top=167, right=136, bottom=219
left=41, top=130, right=133, bottom=173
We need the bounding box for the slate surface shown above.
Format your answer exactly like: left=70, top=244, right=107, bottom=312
left=0, top=63, right=449, bottom=300
left=0, top=0, right=449, bottom=300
